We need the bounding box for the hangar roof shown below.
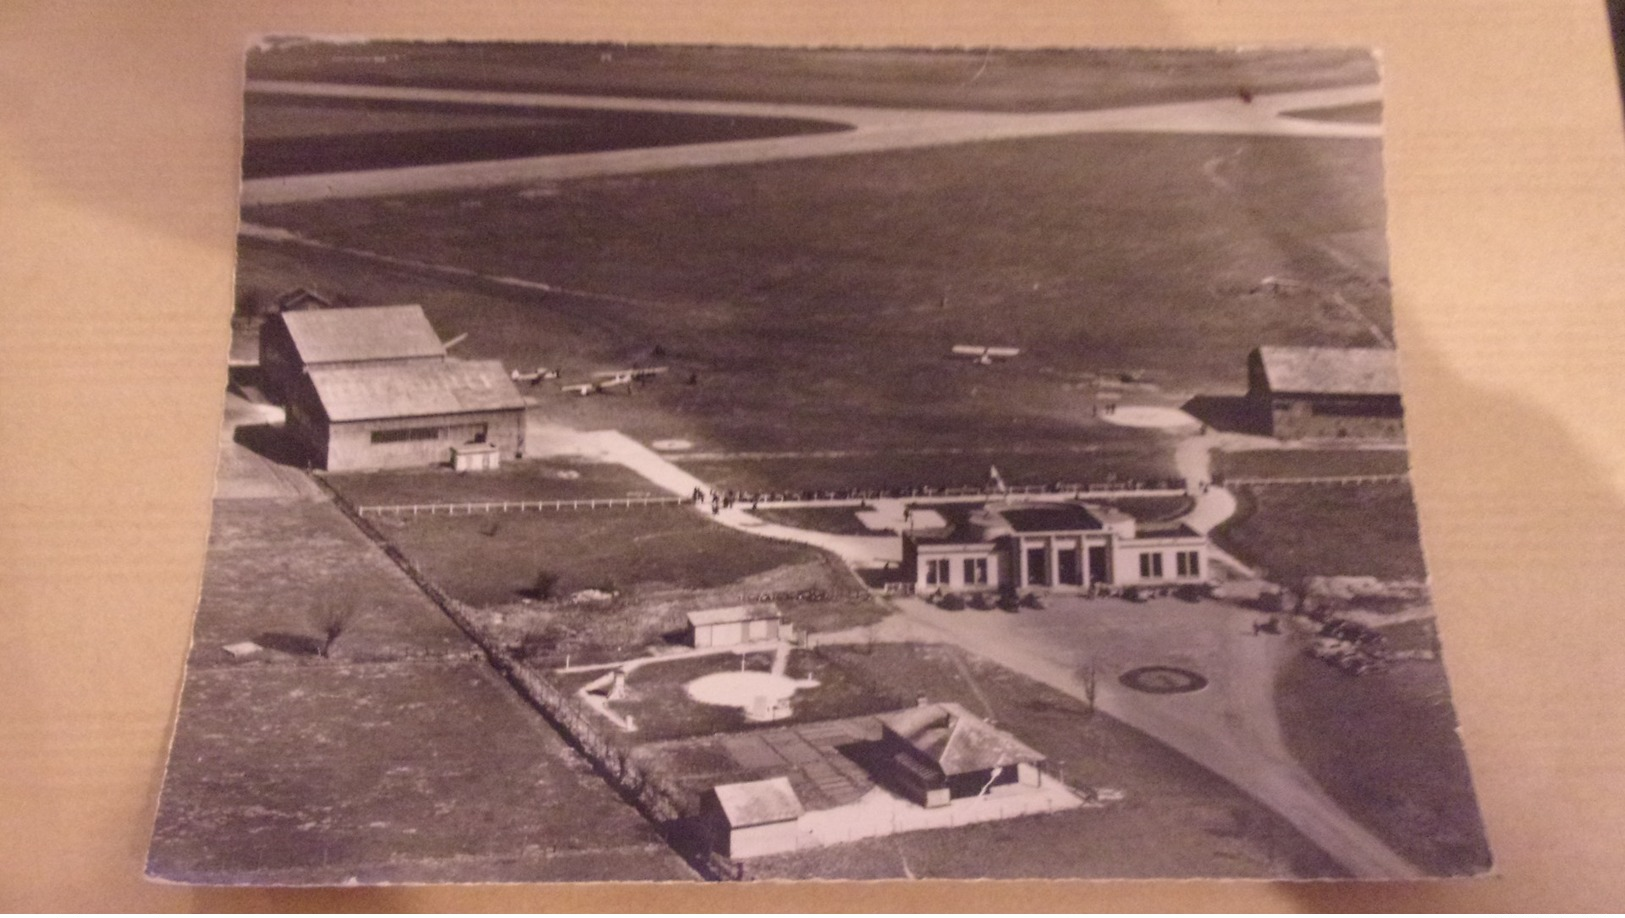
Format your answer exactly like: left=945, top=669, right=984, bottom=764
left=1255, top=346, right=1401, bottom=396
left=279, top=304, right=446, bottom=365
left=879, top=702, right=1044, bottom=776
left=308, top=359, right=525, bottom=422
left=710, top=776, right=804, bottom=828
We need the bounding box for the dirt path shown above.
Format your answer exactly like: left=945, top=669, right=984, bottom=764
left=527, top=423, right=900, bottom=566
left=885, top=595, right=1422, bottom=878
left=241, top=81, right=1382, bottom=204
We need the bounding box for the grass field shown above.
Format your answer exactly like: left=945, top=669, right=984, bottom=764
left=148, top=660, right=694, bottom=883
left=1275, top=651, right=1491, bottom=876
left=248, top=42, right=1377, bottom=114
left=381, top=505, right=822, bottom=606
left=736, top=642, right=1346, bottom=879
left=324, top=457, right=665, bottom=507
left=1218, top=448, right=1411, bottom=480
left=1211, top=482, right=1428, bottom=582
left=246, top=127, right=1390, bottom=462
left=189, top=498, right=469, bottom=666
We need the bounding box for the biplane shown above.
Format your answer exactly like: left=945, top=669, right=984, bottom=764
left=951, top=345, right=1021, bottom=365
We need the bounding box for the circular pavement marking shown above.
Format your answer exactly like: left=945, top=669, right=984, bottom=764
left=1101, top=405, right=1201, bottom=430
left=1119, top=665, right=1209, bottom=694
left=685, top=670, right=802, bottom=708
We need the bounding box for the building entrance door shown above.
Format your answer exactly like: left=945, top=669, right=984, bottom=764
left=1088, top=546, right=1109, bottom=584
left=1026, top=547, right=1048, bottom=586
left=1057, top=548, right=1081, bottom=586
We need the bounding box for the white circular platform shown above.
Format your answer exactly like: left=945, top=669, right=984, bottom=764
left=1101, top=405, right=1200, bottom=429
left=685, top=670, right=801, bottom=708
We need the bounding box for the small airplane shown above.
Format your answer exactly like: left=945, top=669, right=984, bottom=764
left=509, top=367, right=560, bottom=385
left=592, top=366, right=668, bottom=382
left=951, top=345, right=1021, bottom=365
left=560, top=377, right=631, bottom=396
left=561, top=366, right=668, bottom=396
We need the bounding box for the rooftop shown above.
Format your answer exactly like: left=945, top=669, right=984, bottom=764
left=1255, top=345, right=1401, bottom=396
left=278, top=304, right=447, bottom=365
left=710, top=776, right=804, bottom=828
left=685, top=605, right=780, bottom=627
left=997, top=504, right=1106, bottom=534
left=879, top=702, right=1044, bottom=776
left=307, top=359, right=526, bottom=422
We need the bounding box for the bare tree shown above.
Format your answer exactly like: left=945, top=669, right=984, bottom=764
left=309, top=603, right=358, bottom=658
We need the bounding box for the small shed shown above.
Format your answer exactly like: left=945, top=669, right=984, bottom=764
left=451, top=440, right=501, bottom=472
left=685, top=605, right=782, bottom=648
left=702, top=776, right=804, bottom=859
left=877, top=702, right=1045, bottom=808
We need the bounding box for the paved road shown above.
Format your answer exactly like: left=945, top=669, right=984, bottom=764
left=886, top=594, right=1423, bottom=879
left=241, top=81, right=1382, bottom=204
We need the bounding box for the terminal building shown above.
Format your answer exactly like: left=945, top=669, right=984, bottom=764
left=901, top=501, right=1207, bottom=594
left=1246, top=345, right=1404, bottom=440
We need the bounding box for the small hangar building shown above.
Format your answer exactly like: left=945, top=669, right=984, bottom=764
left=1247, top=345, right=1404, bottom=440
left=902, top=502, right=1207, bottom=595
left=259, top=304, right=448, bottom=403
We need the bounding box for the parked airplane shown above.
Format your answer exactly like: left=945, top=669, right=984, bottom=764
left=592, top=366, right=668, bottom=381
left=509, top=367, right=560, bottom=385
left=951, top=345, right=1021, bottom=365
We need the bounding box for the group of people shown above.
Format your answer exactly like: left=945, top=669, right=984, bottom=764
left=686, top=477, right=1187, bottom=511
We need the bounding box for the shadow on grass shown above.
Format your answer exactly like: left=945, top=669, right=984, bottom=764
left=234, top=422, right=310, bottom=468
left=1182, top=394, right=1269, bottom=435
left=255, top=631, right=324, bottom=657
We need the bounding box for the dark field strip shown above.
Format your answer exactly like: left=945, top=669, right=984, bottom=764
left=247, top=42, right=1378, bottom=114
left=241, top=94, right=848, bottom=178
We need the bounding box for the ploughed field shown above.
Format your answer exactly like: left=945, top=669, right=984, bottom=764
left=244, top=127, right=1391, bottom=467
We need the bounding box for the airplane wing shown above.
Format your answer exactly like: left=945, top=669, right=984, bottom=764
left=599, top=376, right=632, bottom=389
left=561, top=383, right=597, bottom=395
left=951, top=345, right=986, bottom=356
left=984, top=347, right=1021, bottom=358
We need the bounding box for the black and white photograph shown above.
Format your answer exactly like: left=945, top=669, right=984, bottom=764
left=145, top=39, right=1491, bottom=884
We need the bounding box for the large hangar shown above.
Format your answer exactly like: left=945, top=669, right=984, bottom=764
left=1246, top=345, right=1404, bottom=440
left=259, top=303, right=447, bottom=403
left=286, top=359, right=527, bottom=472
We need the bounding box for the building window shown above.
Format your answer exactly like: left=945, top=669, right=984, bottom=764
left=371, top=426, right=441, bottom=444
left=925, top=558, right=950, bottom=585
left=964, top=557, right=988, bottom=585
left=1177, top=550, right=1200, bottom=578
left=1139, top=552, right=1164, bottom=579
